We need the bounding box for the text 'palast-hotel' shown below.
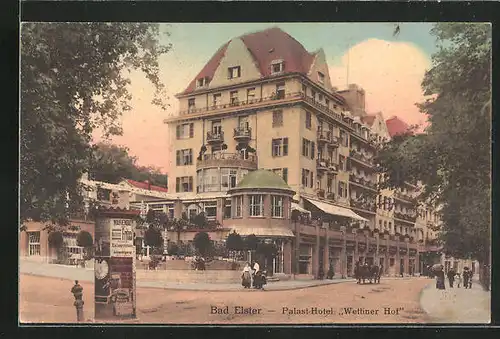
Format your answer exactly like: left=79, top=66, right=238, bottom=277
left=149, top=27, right=439, bottom=277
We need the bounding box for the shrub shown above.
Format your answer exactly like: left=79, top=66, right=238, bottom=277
left=48, top=231, right=64, bottom=248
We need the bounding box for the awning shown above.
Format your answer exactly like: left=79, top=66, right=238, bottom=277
left=291, top=202, right=311, bottom=215
left=229, top=225, right=295, bottom=237
left=304, top=198, right=368, bottom=222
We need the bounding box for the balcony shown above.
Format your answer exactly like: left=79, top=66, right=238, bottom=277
left=233, top=127, right=251, bottom=142
left=317, top=130, right=332, bottom=144
left=394, top=211, right=417, bottom=223
left=348, top=174, right=378, bottom=191
left=349, top=149, right=375, bottom=168
left=316, top=158, right=329, bottom=172
left=196, top=152, right=258, bottom=170
left=328, top=163, right=338, bottom=173
left=393, top=191, right=416, bottom=204
left=326, top=192, right=336, bottom=201
left=206, top=131, right=224, bottom=144
left=316, top=189, right=325, bottom=199
left=350, top=198, right=377, bottom=213
left=330, top=136, right=340, bottom=148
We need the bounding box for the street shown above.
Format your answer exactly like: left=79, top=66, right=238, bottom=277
left=20, top=274, right=432, bottom=324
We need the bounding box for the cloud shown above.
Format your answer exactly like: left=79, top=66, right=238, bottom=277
left=329, top=39, right=431, bottom=127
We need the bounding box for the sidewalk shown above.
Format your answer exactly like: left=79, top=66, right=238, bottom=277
left=20, top=260, right=421, bottom=291
left=419, top=278, right=491, bottom=323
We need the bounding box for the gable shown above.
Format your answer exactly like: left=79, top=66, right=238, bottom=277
left=307, top=49, right=334, bottom=91
left=209, top=38, right=263, bottom=88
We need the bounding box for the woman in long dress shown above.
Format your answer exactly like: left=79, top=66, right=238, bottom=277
left=242, top=262, right=251, bottom=288
left=436, top=269, right=446, bottom=290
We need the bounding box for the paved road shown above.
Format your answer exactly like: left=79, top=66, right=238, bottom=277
left=20, top=274, right=431, bottom=324
left=420, top=278, right=490, bottom=323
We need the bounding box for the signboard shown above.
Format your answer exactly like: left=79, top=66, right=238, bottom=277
left=95, top=215, right=137, bottom=319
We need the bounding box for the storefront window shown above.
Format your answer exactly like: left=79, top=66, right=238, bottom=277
left=28, top=232, right=41, bottom=256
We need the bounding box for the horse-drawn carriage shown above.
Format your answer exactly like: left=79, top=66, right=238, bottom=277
left=355, top=263, right=382, bottom=284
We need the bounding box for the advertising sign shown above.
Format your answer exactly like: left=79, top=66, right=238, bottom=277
left=95, top=218, right=111, bottom=257
left=110, top=218, right=135, bottom=257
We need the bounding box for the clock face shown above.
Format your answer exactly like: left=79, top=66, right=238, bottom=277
left=95, top=260, right=109, bottom=279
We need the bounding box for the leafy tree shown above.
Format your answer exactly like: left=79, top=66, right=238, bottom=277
left=376, top=23, right=491, bottom=268
left=190, top=212, right=209, bottom=229
left=226, top=231, right=244, bottom=261
left=166, top=242, right=179, bottom=256
left=20, top=22, right=171, bottom=228
left=48, top=231, right=64, bottom=249
left=244, top=234, right=259, bottom=252
left=144, top=226, right=163, bottom=250
left=193, top=232, right=212, bottom=258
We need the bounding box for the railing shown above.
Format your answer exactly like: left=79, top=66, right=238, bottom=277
left=317, top=130, right=332, bottom=143
left=200, top=152, right=257, bottom=162
left=349, top=174, right=378, bottom=190
left=233, top=127, right=252, bottom=139
left=394, top=212, right=417, bottom=223
left=394, top=191, right=416, bottom=203
left=316, top=158, right=329, bottom=170
left=328, top=163, right=338, bottom=172
left=330, top=136, right=340, bottom=146
left=206, top=131, right=224, bottom=143
left=349, top=199, right=377, bottom=212
left=326, top=192, right=336, bottom=201
left=316, top=189, right=325, bottom=198
left=349, top=149, right=374, bottom=167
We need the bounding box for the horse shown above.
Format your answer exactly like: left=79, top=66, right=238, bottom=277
left=358, top=264, right=381, bottom=284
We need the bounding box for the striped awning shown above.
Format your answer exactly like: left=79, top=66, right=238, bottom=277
left=229, top=225, right=295, bottom=237
left=304, top=198, right=368, bottom=222
left=291, top=202, right=311, bottom=215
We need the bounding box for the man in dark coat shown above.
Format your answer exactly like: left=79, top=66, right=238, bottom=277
left=447, top=269, right=455, bottom=288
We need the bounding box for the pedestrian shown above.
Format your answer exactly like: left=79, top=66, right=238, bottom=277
left=354, top=260, right=361, bottom=284
left=252, top=261, right=260, bottom=288
left=436, top=269, right=446, bottom=290
left=241, top=262, right=251, bottom=289
left=462, top=268, right=470, bottom=289
left=447, top=269, right=455, bottom=288
left=455, top=272, right=462, bottom=288
left=326, top=263, right=335, bottom=279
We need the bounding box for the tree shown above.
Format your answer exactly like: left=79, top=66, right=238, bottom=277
left=190, top=212, right=209, bottom=229
left=48, top=231, right=64, bottom=249
left=226, top=231, right=244, bottom=261
left=193, top=232, right=212, bottom=258
left=376, top=23, right=491, bottom=269
left=20, top=22, right=171, bottom=228
left=144, top=226, right=163, bottom=252
left=166, top=242, right=179, bottom=256
left=76, top=230, right=93, bottom=260
left=244, top=234, right=259, bottom=252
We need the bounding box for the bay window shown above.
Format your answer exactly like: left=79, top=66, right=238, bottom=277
left=249, top=195, right=264, bottom=217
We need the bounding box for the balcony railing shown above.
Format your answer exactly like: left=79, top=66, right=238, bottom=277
left=394, top=191, right=416, bottom=204
left=317, top=189, right=325, bottom=198
left=233, top=127, right=251, bottom=140
left=348, top=174, right=378, bottom=191
left=394, top=211, right=417, bottom=223
left=316, top=158, right=329, bottom=171
left=206, top=131, right=224, bottom=143
left=349, top=149, right=374, bottom=167
left=350, top=199, right=377, bottom=213
left=326, top=192, right=336, bottom=201
left=317, top=130, right=332, bottom=143
left=197, top=152, right=258, bottom=170
left=330, top=136, right=340, bottom=147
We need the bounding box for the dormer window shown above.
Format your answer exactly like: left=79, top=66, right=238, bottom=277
left=271, top=60, right=285, bottom=74
left=318, top=72, right=325, bottom=84
left=228, top=66, right=241, bottom=79
left=188, top=98, right=196, bottom=112
left=196, top=77, right=210, bottom=88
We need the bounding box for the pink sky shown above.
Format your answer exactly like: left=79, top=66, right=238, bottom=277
left=93, top=38, right=431, bottom=174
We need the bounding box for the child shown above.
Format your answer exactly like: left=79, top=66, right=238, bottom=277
left=455, top=272, right=462, bottom=288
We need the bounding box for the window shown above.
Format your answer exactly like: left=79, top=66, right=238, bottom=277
left=318, top=72, right=325, bottom=84
left=224, top=200, right=231, bottom=219
left=271, top=60, right=284, bottom=74
left=28, top=232, right=41, bottom=256
left=228, top=66, right=241, bottom=79
left=213, top=93, right=221, bottom=107
left=221, top=168, right=238, bottom=190
left=249, top=195, right=264, bottom=217
left=302, top=169, right=310, bottom=187
left=305, top=111, right=312, bottom=129
left=238, top=116, right=249, bottom=130
left=311, top=90, right=316, bottom=100
left=273, top=168, right=288, bottom=183
left=211, top=120, right=222, bottom=135
left=176, top=176, right=193, bottom=192
left=339, top=155, right=346, bottom=171
left=197, top=77, right=209, bottom=88
left=327, top=176, right=333, bottom=193
left=176, top=149, right=193, bottom=166
left=271, top=196, right=284, bottom=218
left=318, top=93, right=324, bottom=101
left=302, top=138, right=311, bottom=157
left=247, top=88, right=256, bottom=102
left=204, top=201, right=217, bottom=219
left=230, top=91, right=239, bottom=105
left=309, top=171, right=314, bottom=188
left=63, top=233, right=83, bottom=256
left=188, top=98, right=196, bottom=112
left=389, top=222, right=392, bottom=232
left=176, top=123, right=194, bottom=139
left=272, top=138, right=288, bottom=157
left=325, top=98, right=330, bottom=108
left=311, top=142, right=315, bottom=160
left=340, top=129, right=348, bottom=147
left=338, top=182, right=347, bottom=198
left=276, top=82, right=285, bottom=99
left=272, top=110, right=283, bottom=127
left=233, top=196, right=243, bottom=217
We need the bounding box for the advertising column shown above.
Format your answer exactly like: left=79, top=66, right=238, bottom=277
left=95, top=211, right=137, bottom=320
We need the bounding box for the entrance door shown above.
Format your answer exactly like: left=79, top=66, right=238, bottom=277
left=400, top=259, right=405, bottom=275
left=347, top=256, right=353, bottom=277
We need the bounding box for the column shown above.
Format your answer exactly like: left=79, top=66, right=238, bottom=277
left=173, top=199, right=183, bottom=219
left=283, top=240, right=292, bottom=274
left=294, top=220, right=300, bottom=276
left=405, top=239, right=410, bottom=276
left=323, top=227, right=330, bottom=274
left=216, top=197, right=225, bottom=225
left=313, top=223, right=320, bottom=278
left=385, top=236, right=389, bottom=275
left=375, top=233, right=380, bottom=265
left=396, top=238, right=401, bottom=276
left=340, top=226, right=347, bottom=278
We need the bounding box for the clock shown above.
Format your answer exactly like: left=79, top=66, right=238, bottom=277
left=95, top=259, right=109, bottom=279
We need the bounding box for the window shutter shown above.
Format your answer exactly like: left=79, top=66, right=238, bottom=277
left=189, top=123, right=194, bottom=138
left=176, top=178, right=180, bottom=192
left=310, top=172, right=314, bottom=188
left=188, top=176, right=193, bottom=191
left=271, top=139, right=275, bottom=156
left=188, top=149, right=193, bottom=165
left=281, top=60, right=286, bottom=71
left=283, top=138, right=288, bottom=156
left=283, top=168, right=288, bottom=183
left=176, top=125, right=181, bottom=139
left=176, top=151, right=181, bottom=166
left=311, top=142, right=315, bottom=160
left=237, top=67, right=241, bottom=78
